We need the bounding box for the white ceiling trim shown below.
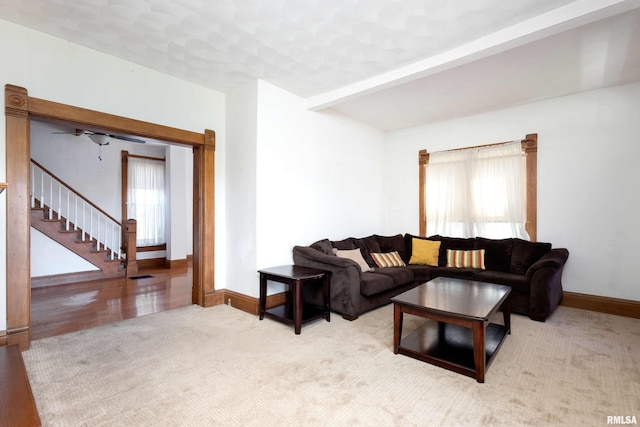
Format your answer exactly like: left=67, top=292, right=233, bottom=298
left=306, top=0, right=640, bottom=111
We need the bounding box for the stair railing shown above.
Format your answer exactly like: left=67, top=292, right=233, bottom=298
left=30, top=159, right=123, bottom=261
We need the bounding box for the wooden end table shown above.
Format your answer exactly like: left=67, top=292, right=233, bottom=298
left=259, top=265, right=331, bottom=334
left=392, top=277, right=511, bottom=383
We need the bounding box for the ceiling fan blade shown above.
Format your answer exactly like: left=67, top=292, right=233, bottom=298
left=52, top=130, right=145, bottom=143
left=109, top=134, right=146, bottom=144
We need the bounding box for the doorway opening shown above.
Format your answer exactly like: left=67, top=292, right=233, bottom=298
left=5, top=84, right=218, bottom=349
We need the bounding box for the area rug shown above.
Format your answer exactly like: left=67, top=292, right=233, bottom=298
left=22, top=304, right=640, bottom=426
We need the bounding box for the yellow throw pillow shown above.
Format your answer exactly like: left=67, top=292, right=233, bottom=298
left=409, top=238, right=441, bottom=266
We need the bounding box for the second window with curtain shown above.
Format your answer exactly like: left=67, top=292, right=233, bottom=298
left=128, top=156, right=166, bottom=247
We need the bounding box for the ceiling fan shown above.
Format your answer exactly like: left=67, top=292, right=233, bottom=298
left=52, top=129, right=146, bottom=146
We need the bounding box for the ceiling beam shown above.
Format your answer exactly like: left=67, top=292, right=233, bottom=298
left=306, top=0, right=640, bottom=111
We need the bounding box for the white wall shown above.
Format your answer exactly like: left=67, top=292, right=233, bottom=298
left=226, top=80, right=386, bottom=298
left=0, top=19, right=226, bottom=332
left=225, top=80, right=259, bottom=298
left=384, top=81, right=640, bottom=301
left=256, top=80, right=387, bottom=268
left=31, top=229, right=99, bottom=276
left=166, top=144, right=193, bottom=261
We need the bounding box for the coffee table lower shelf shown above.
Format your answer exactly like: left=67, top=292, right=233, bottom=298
left=397, top=321, right=509, bottom=380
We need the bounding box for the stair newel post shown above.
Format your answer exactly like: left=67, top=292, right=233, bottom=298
left=125, top=219, right=138, bottom=277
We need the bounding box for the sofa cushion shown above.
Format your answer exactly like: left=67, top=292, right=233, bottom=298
left=373, top=267, right=414, bottom=287
left=405, top=265, right=434, bottom=282
left=331, top=237, right=356, bottom=250
left=429, top=267, right=479, bottom=279
left=473, top=270, right=529, bottom=294
left=409, top=238, right=441, bottom=266
left=353, top=236, right=381, bottom=268
left=374, top=234, right=408, bottom=263
left=335, top=248, right=372, bottom=272
left=446, top=249, right=486, bottom=269
left=311, top=239, right=334, bottom=256
left=511, top=239, right=552, bottom=275
left=371, top=251, right=406, bottom=268
left=360, top=272, right=395, bottom=296
left=475, top=237, right=513, bottom=272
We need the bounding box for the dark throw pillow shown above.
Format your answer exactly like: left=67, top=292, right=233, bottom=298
left=510, top=239, right=551, bottom=275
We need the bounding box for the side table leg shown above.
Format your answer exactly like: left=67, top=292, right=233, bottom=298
left=323, top=273, right=331, bottom=322
left=259, top=274, right=267, bottom=320
left=393, top=303, right=403, bottom=354
left=293, top=280, right=303, bottom=334
left=472, top=320, right=486, bottom=383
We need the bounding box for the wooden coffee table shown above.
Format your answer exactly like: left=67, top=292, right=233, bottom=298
left=392, top=277, right=511, bottom=383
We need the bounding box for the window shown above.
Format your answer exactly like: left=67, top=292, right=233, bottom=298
left=419, top=134, right=537, bottom=240
left=126, top=155, right=166, bottom=246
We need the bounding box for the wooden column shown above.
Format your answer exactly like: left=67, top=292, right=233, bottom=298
left=5, top=85, right=31, bottom=349
left=125, top=219, right=138, bottom=277
left=193, top=129, right=218, bottom=307
left=418, top=150, right=429, bottom=237
left=522, top=133, right=538, bottom=242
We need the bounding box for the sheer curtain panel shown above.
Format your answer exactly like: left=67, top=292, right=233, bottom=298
left=128, top=157, right=166, bottom=246
left=426, top=141, right=529, bottom=240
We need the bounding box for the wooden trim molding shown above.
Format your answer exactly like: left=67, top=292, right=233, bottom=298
left=223, top=289, right=287, bottom=316
left=224, top=287, right=640, bottom=321
left=31, top=270, right=108, bottom=288
left=418, top=149, right=428, bottom=237
left=5, top=85, right=31, bottom=349
left=522, top=133, right=538, bottom=241
left=561, top=291, right=640, bottom=319
left=418, top=133, right=537, bottom=240
left=165, top=258, right=188, bottom=269
left=5, top=84, right=216, bottom=349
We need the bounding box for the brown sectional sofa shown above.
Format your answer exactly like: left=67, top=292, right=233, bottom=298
left=292, top=233, right=569, bottom=322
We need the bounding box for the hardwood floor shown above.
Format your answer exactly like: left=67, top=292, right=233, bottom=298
left=30, top=264, right=193, bottom=341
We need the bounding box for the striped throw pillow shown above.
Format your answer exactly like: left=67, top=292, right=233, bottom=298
left=446, top=249, right=486, bottom=269
left=371, top=251, right=406, bottom=268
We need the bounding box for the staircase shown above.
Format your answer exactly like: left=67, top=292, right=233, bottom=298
left=30, top=160, right=126, bottom=282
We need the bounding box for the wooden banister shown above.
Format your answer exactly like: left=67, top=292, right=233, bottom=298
left=31, top=159, right=122, bottom=226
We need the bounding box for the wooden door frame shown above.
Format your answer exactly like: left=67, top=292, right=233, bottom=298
left=4, top=84, right=219, bottom=349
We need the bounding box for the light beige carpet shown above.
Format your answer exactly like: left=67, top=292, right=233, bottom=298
left=23, top=303, right=640, bottom=426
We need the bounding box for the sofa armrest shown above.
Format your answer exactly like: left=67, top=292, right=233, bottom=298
left=292, top=246, right=360, bottom=269
left=526, top=248, right=569, bottom=320
left=526, top=248, right=569, bottom=279
left=292, top=246, right=364, bottom=318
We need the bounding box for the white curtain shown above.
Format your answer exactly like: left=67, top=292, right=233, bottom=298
left=426, top=141, right=529, bottom=239
left=128, top=157, right=166, bottom=246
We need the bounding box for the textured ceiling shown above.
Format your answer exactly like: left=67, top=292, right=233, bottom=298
left=0, top=0, right=575, bottom=97
left=0, top=0, right=639, bottom=130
